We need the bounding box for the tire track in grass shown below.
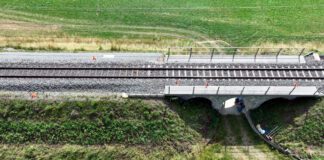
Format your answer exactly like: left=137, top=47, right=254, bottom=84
left=235, top=116, right=273, bottom=160
left=0, top=9, right=231, bottom=49
left=223, top=116, right=249, bottom=160
left=0, top=9, right=92, bottom=25
left=64, top=26, right=207, bottom=48
left=0, top=15, right=206, bottom=48
left=0, top=9, right=214, bottom=42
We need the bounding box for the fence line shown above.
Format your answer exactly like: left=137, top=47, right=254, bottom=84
left=166, top=47, right=306, bottom=63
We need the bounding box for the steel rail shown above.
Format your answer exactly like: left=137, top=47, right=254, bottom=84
left=0, top=67, right=323, bottom=71
left=0, top=76, right=323, bottom=79
left=0, top=66, right=323, bottom=79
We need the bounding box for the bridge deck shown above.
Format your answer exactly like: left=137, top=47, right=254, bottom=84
left=164, top=86, right=322, bottom=96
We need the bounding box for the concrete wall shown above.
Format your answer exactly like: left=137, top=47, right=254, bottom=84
left=165, top=86, right=321, bottom=96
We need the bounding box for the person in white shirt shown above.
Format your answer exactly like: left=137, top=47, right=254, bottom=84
left=256, top=124, right=273, bottom=141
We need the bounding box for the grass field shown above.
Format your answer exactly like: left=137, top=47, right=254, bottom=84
left=0, top=97, right=289, bottom=160
left=0, top=0, right=323, bottom=52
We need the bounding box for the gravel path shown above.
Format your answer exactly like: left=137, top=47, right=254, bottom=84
left=0, top=52, right=164, bottom=64
left=0, top=78, right=323, bottom=94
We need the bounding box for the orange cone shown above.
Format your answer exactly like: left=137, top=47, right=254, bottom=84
left=176, top=79, right=180, bottom=86
left=205, top=81, right=209, bottom=88
left=31, top=92, right=38, bottom=99
left=293, top=81, right=299, bottom=87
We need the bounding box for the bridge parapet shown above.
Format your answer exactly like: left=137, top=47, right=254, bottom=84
left=165, top=85, right=323, bottom=96
left=166, top=47, right=308, bottom=64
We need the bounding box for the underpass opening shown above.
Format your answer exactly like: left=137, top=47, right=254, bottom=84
left=186, top=97, right=212, bottom=107
left=250, top=97, right=318, bottom=126
left=247, top=97, right=322, bottom=159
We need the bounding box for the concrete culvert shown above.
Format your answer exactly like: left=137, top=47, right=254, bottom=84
left=186, top=97, right=213, bottom=107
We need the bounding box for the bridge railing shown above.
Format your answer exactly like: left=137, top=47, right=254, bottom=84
left=164, top=85, right=322, bottom=96
left=165, top=47, right=306, bottom=63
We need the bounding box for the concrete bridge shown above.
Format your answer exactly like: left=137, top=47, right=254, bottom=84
left=163, top=85, right=323, bottom=115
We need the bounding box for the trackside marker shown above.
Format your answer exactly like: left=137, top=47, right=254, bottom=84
left=205, top=81, right=209, bottom=88
left=293, top=81, right=299, bottom=87
left=31, top=92, right=38, bottom=99
left=176, top=79, right=180, bottom=86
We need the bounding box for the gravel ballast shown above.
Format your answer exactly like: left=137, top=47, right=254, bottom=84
left=0, top=52, right=323, bottom=95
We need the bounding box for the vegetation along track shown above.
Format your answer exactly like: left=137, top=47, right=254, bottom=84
left=0, top=65, right=323, bottom=80
left=244, top=111, right=303, bottom=160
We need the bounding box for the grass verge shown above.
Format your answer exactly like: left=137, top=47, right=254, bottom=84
left=251, top=97, right=324, bottom=159
left=0, top=96, right=301, bottom=159
left=0, top=99, right=200, bottom=145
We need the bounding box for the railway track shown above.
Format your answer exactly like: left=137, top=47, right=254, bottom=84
left=0, top=65, right=323, bottom=80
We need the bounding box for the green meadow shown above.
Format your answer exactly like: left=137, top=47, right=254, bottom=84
left=0, top=0, right=323, bottom=51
